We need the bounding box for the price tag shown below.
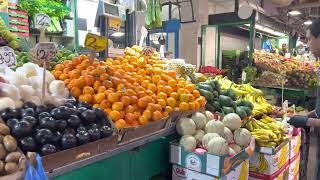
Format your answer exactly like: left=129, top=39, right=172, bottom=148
left=241, top=71, right=247, bottom=83
left=35, top=42, right=56, bottom=62
left=35, top=14, right=51, bottom=29
left=0, top=46, right=16, bottom=68
left=84, top=33, right=107, bottom=52
left=108, top=17, right=121, bottom=32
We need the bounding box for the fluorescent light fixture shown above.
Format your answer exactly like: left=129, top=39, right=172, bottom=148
left=244, top=24, right=286, bottom=37
left=111, top=32, right=125, bottom=37
left=304, top=20, right=312, bottom=25
left=288, top=10, right=301, bottom=16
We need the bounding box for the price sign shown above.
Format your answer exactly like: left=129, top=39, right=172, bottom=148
left=0, top=46, right=16, bottom=68
left=241, top=71, right=247, bottom=83
left=84, top=33, right=107, bottom=52
left=35, top=14, right=51, bottom=29
left=35, top=42, right=56, bottom=62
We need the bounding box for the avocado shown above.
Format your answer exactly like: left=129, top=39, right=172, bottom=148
left=230, top=101, right=237, bottom=110
left=241, top=101, right=254, bottom=110
left=211, top=101, right=221, bottom=110
left=198, top=89, right=214, bottom=101
left=228, top=90, right=237, bottom=101
left=197, top=83, right=213, bottom=92
left=235, top=107, right=247, bottom=119
left=218, top=95, right=233, bottom=107
left=205, top=103, right=216, bottom=112
left=207, top=80, right=216, bottom=89
left=212, top=91, right=219, bottom=98
left=222, top=106, right=235, bottom=114
left=239, top=106, right=252, bottom=116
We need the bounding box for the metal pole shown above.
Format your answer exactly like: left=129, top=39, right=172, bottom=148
left=249, top=12, right=256, bottom=65
left=73, top=0, right=79, bottom=53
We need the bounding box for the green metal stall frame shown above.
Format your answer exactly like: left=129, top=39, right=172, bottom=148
left=200, top=11, right=256, bottom=68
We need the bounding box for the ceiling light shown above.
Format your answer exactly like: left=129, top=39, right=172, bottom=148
left=111, top=32, right=125, bottom=37
left=304, top=20, right=312, bottom=25
left=288, top=10, right=301, bottom=16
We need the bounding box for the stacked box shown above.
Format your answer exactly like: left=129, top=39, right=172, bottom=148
left=172, top=160, right=249, bottom=180
left=170, top=139, right=255, bottom=178
left=249, top=140, right=290, bottom=179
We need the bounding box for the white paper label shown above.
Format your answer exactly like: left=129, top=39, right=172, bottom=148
left=35, top=14, right=51, bottom=29
left=0, top=46, right=16, bottom=68
left=206, top=154, right=220, bottom=176
left=170, top=145, right=181, bottom=164
left=35, top=42, right=56, bottom=62
left=242, top=71, right=247, bottom=83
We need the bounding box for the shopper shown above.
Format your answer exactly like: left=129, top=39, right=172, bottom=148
left=279, top=43, right=288, bottom=56
left=164, top=51, right=173, bottom=60
left=288, top=18, right=320, bottom=180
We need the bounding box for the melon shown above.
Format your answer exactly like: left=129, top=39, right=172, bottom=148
left=229, top=143, right=242, bottom=153
left=202, top=133, right=220, bottom=148
left=207, top=137, right=229, bottom=156
left=222, top=127, right=233, bottom=144
left=205, top=120, right=225, bottom=135
left=193, top=129, right=205, bottom=146
left=222, top=113, right=241, bottom=131
left=191, top=112, right=207, bottom=129
left=176, top=117, right=196, bottom=136
left=234, top=128, right=252, bottom=147
left=179, top=135, right=197, bottom=151
left=204, top=111, right=214, bottom=121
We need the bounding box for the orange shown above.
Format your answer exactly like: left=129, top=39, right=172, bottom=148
left=141, top=80, right=150, bottom=88
left=168, top=79, right=177, bottom=88
left=55, top=64, right=64, bottom=71
left=185, top=84, right=195, bottom=92
left=157, top=92, right=167, bottom=100
left=157, top=99, right=166, bottom=107
left=135, top=75, right=144, bottom=83
left=138, top=116, right=148, bottom=125
left=130, top=120, right=140, bottom=127
left=83, top=86, right=95, bottom=95
left=70, top=87, right=81, bottom=97
left=112, top=77, right=121, bottom=86
left=125, top=105, right=135, bottom=113
left=107, top=92, right=119, bottom=103
left=151, top=75, right=161, bottom=84
left=145, top=90, right=154, bottom=96
left=112, top=102, right=124, bottom=111
left=84, top=75, right=95, bottom=86
left=194, top=101, right=201, bottom=109
left=94, top=93, right=106, bottom=104
left=162, top=112, right=169, bottom=118
left=125, top=113, right=135, bottom=124
left=189, top=94, right=195, bottom=102
left=146, top=103, right=155, bottom=112
left=192, top=90, right=200, bottom=98
left=72, top=57, right=81, bottom=66
left=142, top=110, right=152, bottom=120
left=167, top=71, right=176, bottom=78
left=79, top=94, right=93, bottom=103
left=121, top=96, right=131, bottom=106
left=177, top=88, right=187, bottom=95
left=137, top=69, right=146, bottom=76
left=153, top=104, right=162, bottom=112
left=115, top=119, right=126, bottom=129
left=137, top=91, right=147, bottom=98
left=53, top=70, right=62, bottom=79
left=137, top=98, right=148, bottom=108
left=102, top=80, right=113, bottom=89
left=179, top=102, right=189, bottom=111
left=165, top=106, right=173, bottom=113
left=93, top=104, right=100, bottom=108
left=109, top=110, right=121, bottom=121
left=152, top=111, right=162, bottom=121
left=164, top=86, right=173, bottom=95
left=170, top=92, right=179, bottom=100
left=97, top=86, right=107, bottom=93
left=180, top=94, right=190, bottom=103
left=100, top=99, right=111, bottom=109
left=147, top=84, right=157, bottom=93
left=166, top=97, right=176, bottom=108
left=59, top=74, right=68, bottom=81
left=196, top=96, right=206, bottom=107
left=130, top=96, right=138, bottom=104
left=157, top=80, right=166, bottom=86
left=93, top=81, right=102, bottom=91
left=189, top=102, right=196, bottom=110
left=68, top=70, right=80, bottom=79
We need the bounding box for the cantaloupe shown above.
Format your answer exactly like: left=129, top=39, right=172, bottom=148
left=222, top=113, right=241, bottom=131
left=207, top=137, right=229, bottom=156
left=202, top=133, right=220, bottom=148
left=205, top=120, right=225, bottom=135
left=234, top=128, right=252, bottom=147
left=176, top=117, right=196, bottom=136
left=204, top=111, right=214, bottom=121
left=179, top=135, right=197, bottom=151
left=229, top=143, right=242, bottom=153
left=193, top=129, right=205, bottom=146
left=191, top=112, right=207, bottom=129
left=222, top=127, right=233, bottom=144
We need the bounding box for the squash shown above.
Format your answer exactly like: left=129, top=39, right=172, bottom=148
left=202, top=133, right=219, bottom=148
left=191, top=112, right=207, bottom=129
left=222, top=113, right=241, bottom=131
left=207, top=137, right=229, bottom=156
left=205, top=120, right=224, bottom=135
left=176, top=118, right=196, bottom=136
left=222, top=127, right=233, bottom=144
left=204, top=111, right=214, bottom=121
left=229, top=143, right=242, bottom=153
left=234, top=128, right=251, bottom=147
left=193, top=129, right=205, bottom=146
left=179, top=135, right=196, bottom=151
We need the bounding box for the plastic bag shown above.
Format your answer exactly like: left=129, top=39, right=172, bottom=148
left=24, top=154, right=48, bottom=180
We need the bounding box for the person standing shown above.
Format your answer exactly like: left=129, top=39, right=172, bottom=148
left=279, top=43, right=288, bottom=56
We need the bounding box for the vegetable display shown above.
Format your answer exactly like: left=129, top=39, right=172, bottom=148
left=52, top=46, right=206, bottom=129
left=0, top=101, right=114, bottom=156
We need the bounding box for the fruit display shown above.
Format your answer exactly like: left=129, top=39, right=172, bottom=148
left=243, top=116, right=288, bottom=148
left=0, top=17, right=19, bottom=50
left=254, top=71, right=287, bottom=87
left=242, top=66, right=257, bottom=83
left=0, top=63, right=69, bottom=110
left=196, top=79, right=254, bottom=119
left=15, top=51, right=29, bottom=68
left=198, top=66, right=224, bottom=77
left=285, top=69, right=317, bottom=88
left=176, top=111, right=252, bottom=156
left=0, top=100, right=114, bottom=156
left=214, top=76, right=273, bottom=116
left=52, top=46, right=206, bottom=129
left=0, top=121, right=24, bottom=176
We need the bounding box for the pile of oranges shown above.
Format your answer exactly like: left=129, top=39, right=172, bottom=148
left=52, top=46, right=206, bottom=129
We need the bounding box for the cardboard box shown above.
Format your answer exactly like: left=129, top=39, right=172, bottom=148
left=172, top=160, right=249, bottom=180
left=249, top=163, right=289, bottom=180
left=288, top=153, right=300, bottom=180
left=249, top=140, right=289, bottom=176
left=42, top=134, right=118, bottom=172
left=170, top=139, right=255, bottom=177
left=289, top=131, right=301, bottom=161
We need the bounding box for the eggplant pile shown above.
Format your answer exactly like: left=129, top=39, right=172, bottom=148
left=0, top=100, right=114, bottom=156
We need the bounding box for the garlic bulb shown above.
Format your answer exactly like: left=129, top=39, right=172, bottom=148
left=18, top=85, right=35, bottom=100
left=0, top=83, right=21, bottom=101
left=0, top=97, right=15, bottom=111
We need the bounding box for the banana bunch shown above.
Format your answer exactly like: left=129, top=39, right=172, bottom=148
left=244, top=116, right=288, bottom=148
left=244, top=94, right=273, bottom=116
